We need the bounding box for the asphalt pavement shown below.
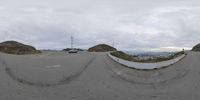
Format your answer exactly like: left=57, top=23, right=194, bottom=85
left=0, top=51, right=199, bottom=100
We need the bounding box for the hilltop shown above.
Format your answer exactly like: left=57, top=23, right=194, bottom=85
left=192, top=43, right=200, bottom=51
left=88, top=44, right=117, bottom=52
left=0, top=41, right=41, bottom=55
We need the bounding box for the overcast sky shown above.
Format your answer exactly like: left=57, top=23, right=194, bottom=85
left=0, top=0, right=199, bottom=51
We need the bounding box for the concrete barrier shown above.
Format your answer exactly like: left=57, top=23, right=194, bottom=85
left=108, top=53, right=186, bottom=70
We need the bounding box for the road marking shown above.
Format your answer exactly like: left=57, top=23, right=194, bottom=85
left=116, top=71, right=122, bottom=75
left=45, top=65, right=61, bottom=68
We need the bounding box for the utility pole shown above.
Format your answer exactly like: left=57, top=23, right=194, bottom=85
left=112, top=41, right=115, bottom=48
left=71, top=36, right=74, bottom=49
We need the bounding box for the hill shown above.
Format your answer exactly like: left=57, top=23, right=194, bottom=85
left=0, top=41, right=41, bottom=55
left=192, top=43, right=200, bottom=51
left=88, top=44, right=117, bottom=52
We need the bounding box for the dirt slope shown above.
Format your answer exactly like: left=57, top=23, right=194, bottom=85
left=0, top=41, right=40, bottom=55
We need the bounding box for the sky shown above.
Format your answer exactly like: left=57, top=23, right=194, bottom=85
left=0, top=0, right=199, bottom=51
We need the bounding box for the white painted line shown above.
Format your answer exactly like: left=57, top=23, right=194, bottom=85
left=45, top=65, right=61, bottom=68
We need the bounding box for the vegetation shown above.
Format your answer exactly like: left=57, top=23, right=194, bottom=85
left=111, top=51, right=185, bottom=63
left=88, top=44, right=117, bottom=52
left=111, top=51, right=132, bottom=61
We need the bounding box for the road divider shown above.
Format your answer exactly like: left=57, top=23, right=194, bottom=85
left=108, top=53, right=186, bottom=70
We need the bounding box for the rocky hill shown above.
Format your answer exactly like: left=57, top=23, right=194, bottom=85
left=192, top=43, right=200, bottom=51
left=0, top=41, right=41, bottom=55
left=88, top=44, right=117, bottom=52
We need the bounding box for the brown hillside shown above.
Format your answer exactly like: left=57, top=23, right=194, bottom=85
left=88, top=44, right=117, bottom=52
left=0, top=41, right=41, bottom=55
left=192, top=43, right=200, bottom=51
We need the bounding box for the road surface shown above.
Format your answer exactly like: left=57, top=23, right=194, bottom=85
left=0, top=51, right=200, bottom=100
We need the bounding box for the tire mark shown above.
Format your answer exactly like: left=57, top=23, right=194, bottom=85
left=0, top=54, right=97, bottom=87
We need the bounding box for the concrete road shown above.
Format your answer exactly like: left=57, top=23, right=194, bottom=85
left=0, top=51, right=200, bottom=100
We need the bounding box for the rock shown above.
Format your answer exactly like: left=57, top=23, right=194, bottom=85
left=192, top=43, right=200, bottom=51
left=88, top=44, right=117, bottom=52
left=0, top=41, right=41, bottom=55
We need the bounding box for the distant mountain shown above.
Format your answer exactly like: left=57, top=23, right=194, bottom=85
left=111, top=51, right=184, bottom=63
left=192, top=43, right=200, bottom=51
left=0, top=41, right=41, bottom=55
left=125, top=51, right=175, bottom=57
left=88, top=44, right=117, bottom=52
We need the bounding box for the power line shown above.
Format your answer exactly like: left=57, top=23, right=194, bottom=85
left=112, top=41, right=115, bottom=48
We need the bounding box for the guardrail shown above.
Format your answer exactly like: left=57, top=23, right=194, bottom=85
left=108, top=53, right=186, bottom=70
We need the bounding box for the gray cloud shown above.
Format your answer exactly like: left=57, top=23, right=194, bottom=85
left=0, top=0, right=199, bottom=51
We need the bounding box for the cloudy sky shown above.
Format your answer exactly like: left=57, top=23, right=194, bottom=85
left=0, top=0, right=199, bottom=51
